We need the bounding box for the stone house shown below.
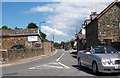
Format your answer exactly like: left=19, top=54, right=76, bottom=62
left=0, top=28, right=42, bottom=50
left=76, top=26, right=86, bottom=51
left=85, top=1, right=120, bottom=48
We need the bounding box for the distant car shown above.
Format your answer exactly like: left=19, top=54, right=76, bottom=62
left=77, top=46, right=120, bottom=74
left=10, top=44, right=25, bottom=49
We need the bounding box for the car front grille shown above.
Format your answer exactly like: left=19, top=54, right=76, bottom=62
left=115, top=60, right=120, bottom=64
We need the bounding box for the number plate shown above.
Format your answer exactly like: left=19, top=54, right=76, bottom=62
left=115, top=66, right=120, bottom=69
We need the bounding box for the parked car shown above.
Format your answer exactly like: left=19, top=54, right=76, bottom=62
left=10, top=44, right=25, bottom=49
left=77, top=46, right=120, bottom=74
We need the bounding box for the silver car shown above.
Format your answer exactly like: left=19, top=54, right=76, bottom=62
left=77, top=46, right=120, bottom=74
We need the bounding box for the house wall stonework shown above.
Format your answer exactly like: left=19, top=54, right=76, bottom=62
left=86, top=2, right=120, bottom=48
left=86, top=20, right=99, bottom=47
left=2, top=36, right=27, bottom=49
left=1, top=29, right=41, bottom=50
left=0, top=29, right=54, bottom=62
left=2, top=36, right=41, bottom=49
left=98, top=5, right=120, bottom=43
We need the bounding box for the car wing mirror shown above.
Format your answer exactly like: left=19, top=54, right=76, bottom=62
left=86, top=52, right=91, bottom=54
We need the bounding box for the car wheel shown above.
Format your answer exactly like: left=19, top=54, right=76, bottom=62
left=78, top=58, right=81, bottom=67
left=92, top=62, right=98, bottom=74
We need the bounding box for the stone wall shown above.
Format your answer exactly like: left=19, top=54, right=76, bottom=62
left=0, top=41, right=54, bottom=62
left=43, top=41, right=54, bottom=54
left=1, top=48, right=44, bottom=62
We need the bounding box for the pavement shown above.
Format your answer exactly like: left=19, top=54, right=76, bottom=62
left=0, top=50, right=57, bottom=68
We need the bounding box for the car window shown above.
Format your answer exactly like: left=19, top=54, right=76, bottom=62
left=93, top=47, right=105, bottom=53
left=93, top=46, right=118, bottom=54
left=106, top=46, right=118, bottom=53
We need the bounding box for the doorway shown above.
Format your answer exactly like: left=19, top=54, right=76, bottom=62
left=104, top=39, right=112, bottom=46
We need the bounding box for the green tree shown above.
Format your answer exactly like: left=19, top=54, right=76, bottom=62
left=2, top=26, right=8, bottom=29
left=60, top=41, right=65, bottom=48
left=70, top=40, right=74, bottom=49
left=1, top=26, right=12, bottom=30
left=40, top=31, right=46, bottom=40
left=54, top=42, right=61, bottom=49
left=15, top=27, right=23, bottom=30
left=27, top=22, right=38, bottom=29
left=27, top=22, right=47, bottom=40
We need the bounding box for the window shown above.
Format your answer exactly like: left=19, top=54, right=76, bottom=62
left=119, top=22, right=120, bottom=28
left=35, top=42, right=42, bottom=47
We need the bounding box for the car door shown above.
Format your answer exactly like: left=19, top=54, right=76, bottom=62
left=79, top=51, right=87, bottom=66
left=83, top=51, right=92, bottom=67
left=85, top=53, right=93, bottom=67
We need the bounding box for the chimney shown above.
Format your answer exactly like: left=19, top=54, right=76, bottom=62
left=115, top=0, right=118, bottom=2
left=84, top=19, right=91, bottom=26
left=90, top=12, right=98, bottom=20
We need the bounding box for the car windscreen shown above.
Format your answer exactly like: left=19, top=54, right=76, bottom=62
left=93, top=46, right=118, bottom=54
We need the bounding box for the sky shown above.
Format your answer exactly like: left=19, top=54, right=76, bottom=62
left=1, top=0, right=117, bottom=42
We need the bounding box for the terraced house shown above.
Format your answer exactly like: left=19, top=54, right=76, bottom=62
left=85, top=1, right=120, bottom=50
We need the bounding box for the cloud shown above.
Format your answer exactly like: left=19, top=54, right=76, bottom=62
left=27, top=4, right=55, bottom=13
left=54, top=0, right=114, bottom=2
left=3, top=0, right=115, bottom=2
left=45, top=2, right=110, bottom=34
left=25, top=2, right=112, bottom=41
left=41, top=26, right=67, bottom=37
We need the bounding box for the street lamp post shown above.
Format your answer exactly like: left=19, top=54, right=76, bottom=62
left=53, top=28, right=55, bottom=50
left=39, top=21, right=45, bottom=33
left=39, top=21, right=45, bottom=48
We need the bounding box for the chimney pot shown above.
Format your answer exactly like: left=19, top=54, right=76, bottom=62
left=90, top=12, right=98, bottom=20
left=91, top=12, right=97, bottom=15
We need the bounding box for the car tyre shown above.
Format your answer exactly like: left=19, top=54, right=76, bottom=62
left=92, top=62, right=98, bottom=74
left=78, top=58, right=81, bottom=67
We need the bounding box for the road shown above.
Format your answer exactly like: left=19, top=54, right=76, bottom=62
left=1, top=50, right=120, bottom=77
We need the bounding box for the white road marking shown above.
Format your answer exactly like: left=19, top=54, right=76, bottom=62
left=42, top=65, right=63, bottom=69
left=56, top=52, right=64, bottom=62
left=58, top=62, right=70, bottom=69
left=49, top=62, right=59, bottom=65
left=53, top=50, right=57, bottom=55
left=29, top=51, right=70, bottom=70
left=29, top=67, right=36, bottom=70
left=29, top=61, right=70, bottom=70
left=56, top=52, right=70, bottom=68
left=29, top=62, right=63, bottom=69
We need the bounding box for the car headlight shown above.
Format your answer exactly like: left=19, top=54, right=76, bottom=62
left=102, top=59, right=113, bottom=66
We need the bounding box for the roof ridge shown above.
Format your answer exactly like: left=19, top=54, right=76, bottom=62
left=97, top=1, right=120, bottom=19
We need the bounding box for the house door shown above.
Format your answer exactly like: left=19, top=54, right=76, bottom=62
left=104, top=39, right=112, bottom=46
